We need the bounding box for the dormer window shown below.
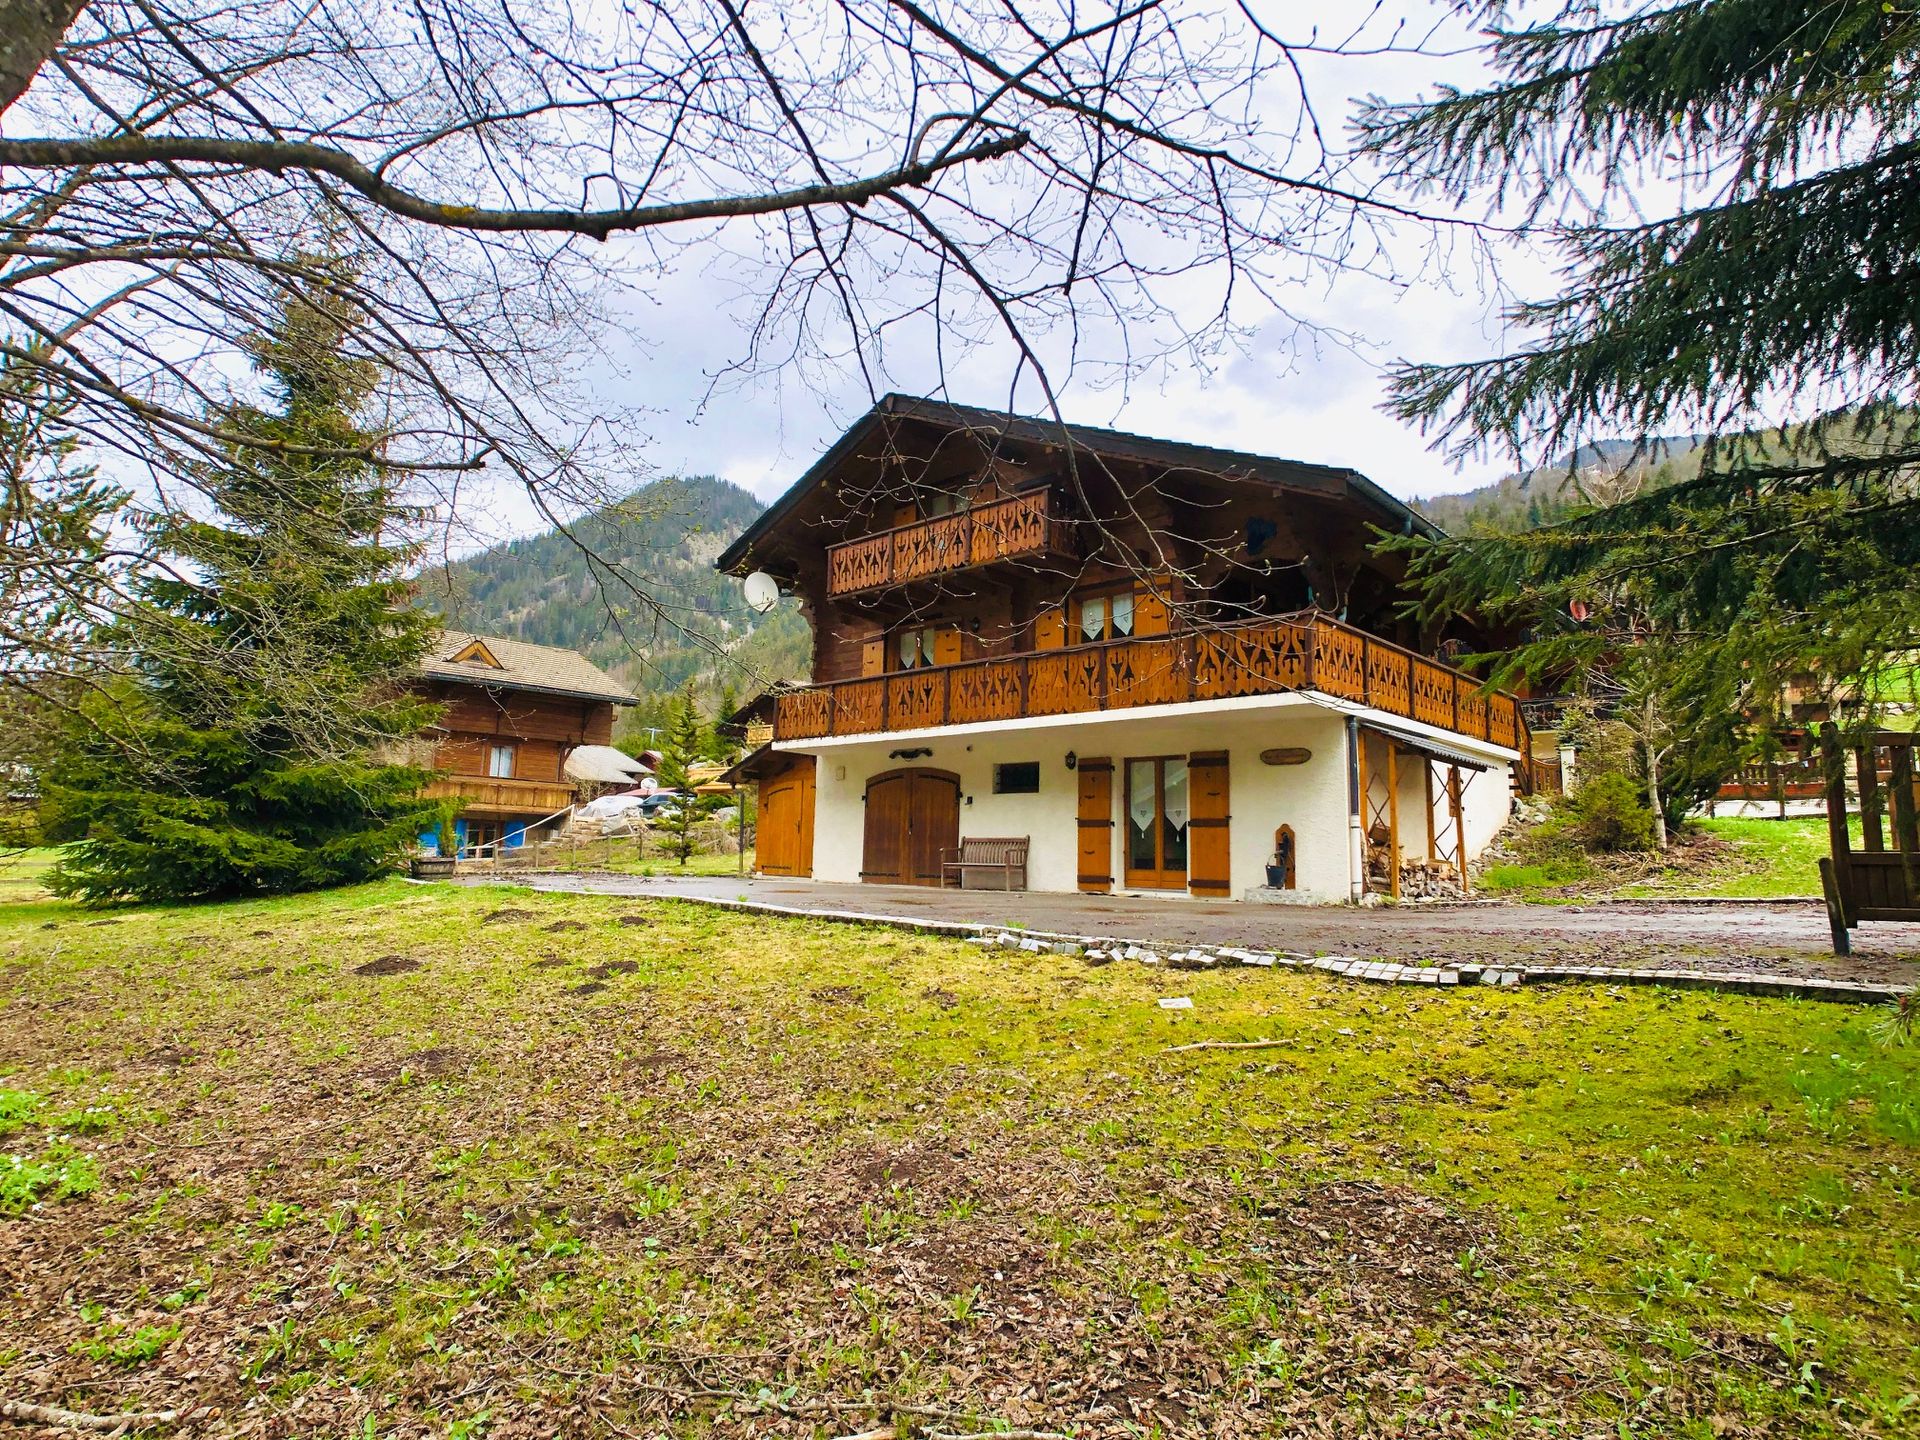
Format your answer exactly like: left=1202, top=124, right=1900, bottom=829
left=448, top=638, right=505, bottom=669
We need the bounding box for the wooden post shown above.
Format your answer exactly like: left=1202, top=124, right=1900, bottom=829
left=1424, top=760, right=1437, bottom=862
left=1820, top=726, right=1856, bottom=927
left=1857, top=742, right=1884, bottom=852
left=1386, top=740, right=1401, bottom=900
left=1891, top=740, right=1919, bottom=907
left=1818, top=858, right=1852, bottom=956
left=1446, top=764, right=1467, bottom=891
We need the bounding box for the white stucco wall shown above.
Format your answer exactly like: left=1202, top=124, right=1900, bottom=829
left=792, top=702, right=1357, bottom=898
left=781, top=695, right=1515, bottom=902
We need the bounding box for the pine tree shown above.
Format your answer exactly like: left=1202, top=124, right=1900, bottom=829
left=1366, top=1, right=1920, bottom=718
left=39, top=261, right=442, bottom=902
left=652, top=683, right=703, bottom=865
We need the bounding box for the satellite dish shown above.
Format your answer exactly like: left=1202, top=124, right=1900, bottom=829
left=743, top=571, right=780, bottom=614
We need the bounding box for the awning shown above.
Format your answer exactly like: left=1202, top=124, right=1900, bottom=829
left=1360, top=724, right=1495, bottom=773
left=564, top=744, right=651, bottom=785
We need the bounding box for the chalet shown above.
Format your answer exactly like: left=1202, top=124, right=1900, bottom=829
left=718, top=396, right=1537, bottom=901
left=415, top=631, right=637, bottom=856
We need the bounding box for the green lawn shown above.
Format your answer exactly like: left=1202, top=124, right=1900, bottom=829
left=1485, top=815, right=1861, bottom=902
left=2, top=876, right=1918, bottom=1435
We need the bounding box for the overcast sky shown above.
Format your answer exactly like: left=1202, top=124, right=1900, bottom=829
left=460, top=1, right=1557, bottom=547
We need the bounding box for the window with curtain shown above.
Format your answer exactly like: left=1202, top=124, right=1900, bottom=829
left=487, top=744, right=516, bottom=778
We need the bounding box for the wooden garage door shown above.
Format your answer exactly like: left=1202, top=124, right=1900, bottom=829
left=758, top=757, right=816, bottom=878
left=862, top=768, right=960, bottom=885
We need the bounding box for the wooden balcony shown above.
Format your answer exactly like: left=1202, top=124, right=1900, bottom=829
left=825, top=489, right=1075, bottom=597
left=773, top=613, right=1528, bottom=754
left=422, top=774, right=577, bottom=817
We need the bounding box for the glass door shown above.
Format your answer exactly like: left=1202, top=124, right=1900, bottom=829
left=1124, top=757, right=1189, bottom=889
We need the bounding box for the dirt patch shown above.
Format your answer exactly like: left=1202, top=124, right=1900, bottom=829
left=616, top=914, right=649, bottom=926
left=565, top=981, right=606, bottom=997
left=85, top=918, right=123, bottom=927
left=922, top=986, right=959, bottom=1009
left=354, top=955, right=421, bottom=977
left=251, top=928, right=275, bottom=938
left=810, top=984, right=865, bottom=1007
left=586, top=959, right=639, bottom=979
left=531, top=956, right=569, bottom=970
left=482, top=907, right=536, bottom=924
left=360, top=1047, right=466, bottom=1083
left=543, top=919, right=587, bottom=933
left=626, top=1050, right=681, bottom=1074
left=142, top=1044, right=194, bottom=1069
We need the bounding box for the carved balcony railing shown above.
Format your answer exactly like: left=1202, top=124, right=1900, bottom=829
left=825, top=489, right=1075, bottom=596
left=774, top=612, right=1529, bottom=757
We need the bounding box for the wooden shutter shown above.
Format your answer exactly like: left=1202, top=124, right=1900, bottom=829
left=860, top=637, right=886, bottom=677
left=1188, top=750, right=1231, bottom=896
left=1134, top=586, right=1171, bottom=636
left=932, top=626, right=963, bottom=667
left=1076, top=758, right=1113, bottom=892
left=1033, top=605, right=1065, bottom=649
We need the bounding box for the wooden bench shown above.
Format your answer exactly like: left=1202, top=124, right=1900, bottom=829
left=941, top=836, right=1030, bottom=891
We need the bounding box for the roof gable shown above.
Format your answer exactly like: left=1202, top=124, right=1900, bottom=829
left=420, top=629, right=637, bottom=705
left=715, top=393, right=1441, bottom=575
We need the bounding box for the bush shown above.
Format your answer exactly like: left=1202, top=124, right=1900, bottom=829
left=1563, top=772, right=1657, bottom=853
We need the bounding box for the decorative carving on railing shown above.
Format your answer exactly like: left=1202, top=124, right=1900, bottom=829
left=1410, top=659, right=1455, bottom=731
left=824, top=489, right=1071, bottom=595
left=1487, top=695, right=1520, bottom=750
left=827, top=532, right=892, bottom=595
left=1193, top=621, right=1309, bottom=699
left=888, top=670, right=945, bottom=729
left=1457, top=685, right=1489, bottom=740
left=837, top=678, right=888, bottom=734
left=1312, top=624, right=1367, bottom=702
left=1027, top=647, right=1105, bottom=716
left=950, top=659, right=1023, bottom=723
left=895, top=511, right=970, bottom=583
left=970, top=491, right=1048, bottom=566
left=771, top=613, right=1526, bottom=758
left=776, top=687, right=834, bottom=739
left=1108, top=639, right=1188, bottom=709
left=1364, top=644, right=1411, bottom=714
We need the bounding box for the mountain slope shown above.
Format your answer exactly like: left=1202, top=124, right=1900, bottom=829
left=1410, top=436, right=1708, bottom=532
left=424, top=475, right=810, bottom=727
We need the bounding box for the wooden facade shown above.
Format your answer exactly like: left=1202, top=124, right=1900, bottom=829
left=412, top=633, right=635, bottom=855
left=721, top=395, right=1528, bottom=762
left=716, top=396, right=1528, bottom=893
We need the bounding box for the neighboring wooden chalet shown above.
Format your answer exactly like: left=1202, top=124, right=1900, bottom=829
left=415, top=631, right=637, bottom=856
left=718, top=395, right=1537, bottom=901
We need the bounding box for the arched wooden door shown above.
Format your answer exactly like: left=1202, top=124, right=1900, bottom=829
left=758, top=757, right=816, bottom=878
left=862, top=768, right=960, bottom=885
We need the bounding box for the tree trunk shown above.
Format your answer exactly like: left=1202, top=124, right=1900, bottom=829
left=0, top=0, right=86, bottom=117
left=1643, top=697, right=1669, bottom=852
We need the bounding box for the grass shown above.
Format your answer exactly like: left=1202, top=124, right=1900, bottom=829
left=2, top=873, right=1918, bottom=1435
left=1484, top=815, right=1863, bottom=902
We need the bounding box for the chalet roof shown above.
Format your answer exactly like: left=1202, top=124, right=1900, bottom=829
left=716, top=393, right=1442, bottom=574
left=421, top=630, right=638, bottom=706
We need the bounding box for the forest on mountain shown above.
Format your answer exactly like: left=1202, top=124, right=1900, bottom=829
left=422, top=475, right=810, bottom=735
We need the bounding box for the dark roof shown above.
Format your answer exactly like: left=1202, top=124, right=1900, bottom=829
left=716, top=393, right=1441, bottom=574
left=421, top=629, right=637, bottom=705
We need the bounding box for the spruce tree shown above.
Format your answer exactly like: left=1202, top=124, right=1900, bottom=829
left=652, top=684, right=703, bottom=866
left=40, top=263, right=442, bottom=902
left=1365, top=1, right=1920, bottom=720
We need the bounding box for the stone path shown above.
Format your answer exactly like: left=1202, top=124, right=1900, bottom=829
left=443, top=871, right=1920, bottom=1001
